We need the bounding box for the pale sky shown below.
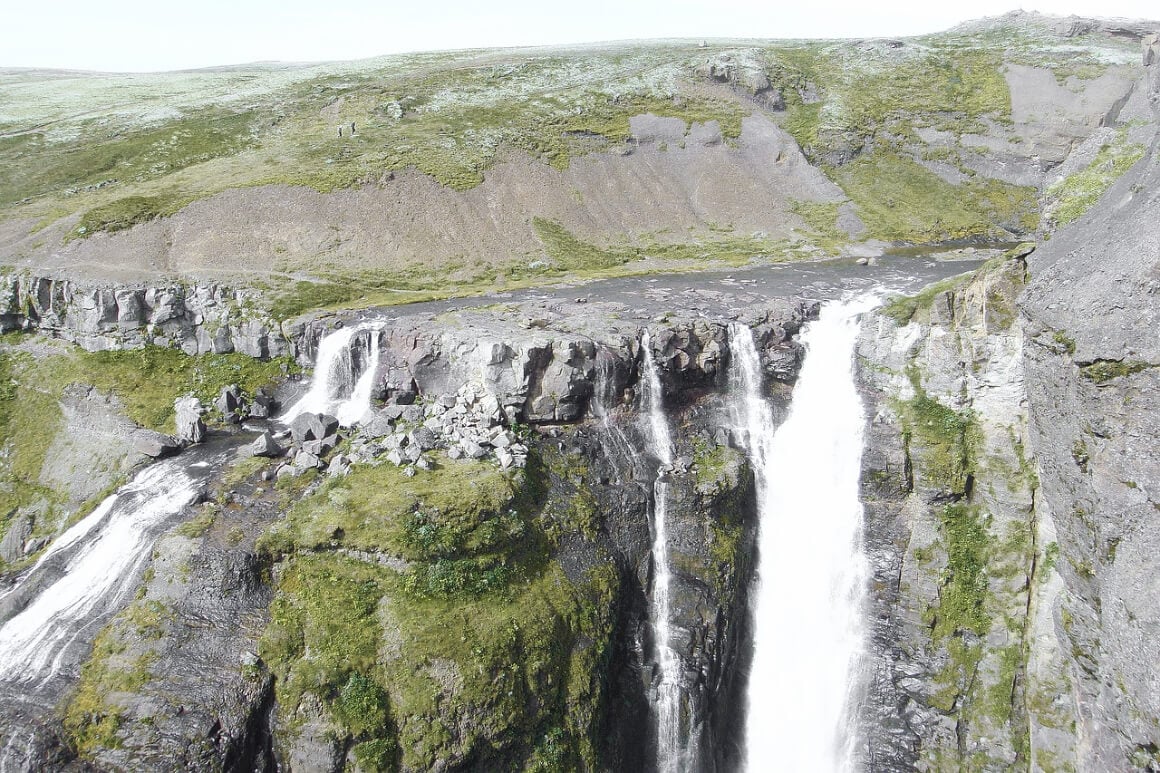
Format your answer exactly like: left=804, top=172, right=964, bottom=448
left=3, top=0, right=1158, bottom=73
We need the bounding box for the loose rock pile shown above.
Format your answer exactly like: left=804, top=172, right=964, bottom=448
left=262, top=383, right=528, bottom=479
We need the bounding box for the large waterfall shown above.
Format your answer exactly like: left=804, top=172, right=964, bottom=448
left=641, top=332, right=694, bottom=772
left=283, top=324, right=382, bottom=426
left=0, top=456, right=219, bottom=688
left=732, top=296, right=878, bottom=771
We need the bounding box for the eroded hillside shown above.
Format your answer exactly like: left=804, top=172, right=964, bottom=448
left=0, top=12, right=1153, bottom=314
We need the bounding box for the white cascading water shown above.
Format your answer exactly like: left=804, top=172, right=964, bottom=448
left=640, top=331, right=690, bottom=773
left=0, top=458, right=208, bottom=687
left=732, top=295, right=879, bottom=772
left=282, top=325, right=381, bottom=426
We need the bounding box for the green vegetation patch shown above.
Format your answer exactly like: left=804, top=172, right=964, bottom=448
left=0, top=341, right=289, bottom=560
left=789, top=200, right=847, bottom=252
left=71, top=194, right=186, bottom=240
left=1080, top=359, right=1154, bottom=384
left=765, top=44, right=1010, bottom=159
left=532, top=217, right=628, bottom=272
left=0, top=108, right=257, bottom=210
left=1047, top=129, right=1146, bottom=226
left=882, top=272, right=971, bottom=326
left=897, top=366, right=979, bottom=496
left=64, top=608, right=162, bottom=756
left=0, top=350, right=65, bottom=550
left=259, top=457, right=540, bottom=595
left=833, top=152, right=1038, bottom=243
left=929, top=503, right=992, bottom=641
left=260, top=219, right=797, bottom=320
left=47, top=346, right=291, bottom=432
left=259, top=452, right=619, bottom=769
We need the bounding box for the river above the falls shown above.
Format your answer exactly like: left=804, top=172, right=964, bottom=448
left=321, top=252, right=988, bottom=327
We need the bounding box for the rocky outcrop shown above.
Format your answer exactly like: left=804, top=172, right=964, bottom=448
left=853, top=65, right=1160, bottom=769
left=694, top=52, right=785, bottom=110
left=286, top=298, right=811, bottom=430
left=1017, top=87, right=1160, bottom=771
left=857, top=253, right=1040, bottom=770
left=0, top=274, right=286, bottom=356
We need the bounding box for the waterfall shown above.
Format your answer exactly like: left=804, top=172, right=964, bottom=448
left=732, top=296, right=878, bottom=772
left=641, top=331, right=691, bottom=773
left=0, top=457, right=214, bottom=687
left=282, top=324, right=381, bottom=426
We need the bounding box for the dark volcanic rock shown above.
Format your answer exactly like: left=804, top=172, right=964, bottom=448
left=289, top=413, right=340, bottom=446
left=133, top=429, right=182, bottom=458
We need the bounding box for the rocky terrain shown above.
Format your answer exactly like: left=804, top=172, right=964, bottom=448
left=0, top=10, right=1158, bottom=773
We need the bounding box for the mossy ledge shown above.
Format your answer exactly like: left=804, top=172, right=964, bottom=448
left=258, top=452, right=618, bottom=770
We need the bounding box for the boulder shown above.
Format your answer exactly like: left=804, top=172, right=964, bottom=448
left=248, top=389, right=278, bottom=419
left=214, top=384, right=246, bottom=423
left=301, top=433, right=339, bottom=457
left=134, top=430, right=182, bottom=458
left=275, top=464, right=301, bottom=480
left=251, top=432, right=284, bottom=458
left=408, top=427, right=438, bottom=451
left=362, top=410, right=396, bottom=438
left=381, top=404, right=406, bottom=421
left=174, top=396, right=206, bottom=445
left=294, top=451, right=321, bottom=469
left=461, top=440, right=487, bottom=459
left=290, top=413, right=340, bottom=445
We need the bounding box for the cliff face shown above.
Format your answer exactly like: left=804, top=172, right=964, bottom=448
left=857, top=250, right=1039, bottom=770
left=0, top=273, right=286, bottom=357
left=1018, top=48, right=1160, bottom=770
left=850, top=36, right=1160, bottom=772
left=0, top=295, right=812, bottom=772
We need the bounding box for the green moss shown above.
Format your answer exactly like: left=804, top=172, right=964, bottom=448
left=222, top=455, right=272, bottom=488
left=789, top=200, right=847, bottom=252
left=64, top=618, right=158, bottom=756
left=833, top=151, right=1037, bottom=243
left=765, top=44, right=1009, bottom=158
left=1079, top=359, right=1153, bottom=384
left=261, top=551, right=616, bottom=770
left=0, top=351, right=66, bottom=551
left=532, top=217, right=627, bottom=272
left=931, top=503, right=992, bottom=641
left=1052, top=330, right=1077, bottom=355
left=0, top=108, right=257, bottom=210
left=882, top=272, right=971, bottom=325
left=261, top=457, right=526, bottom=559
left=0, top=340, right=289, bottom=558
left=259, top=553, right=388, bottom=735
left=52, top=345, right=291, bottom=432
left=176, top=503, right=218, bottom=538
left=1048, top=129, right=1146, bottom=226
left=259, top=440, right=619, bottom=769
left=897, top=367, right=978, bottom=495
left=71, top=194, right=185, bottom=240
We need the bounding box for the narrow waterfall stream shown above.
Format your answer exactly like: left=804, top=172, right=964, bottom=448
left=640, top=332, right=693, bottom=772
left=0, top=453, right=225, bottom=690
left=282, top=324, right=382, bottom=426
left=732, top=296, right=879, bottom=771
